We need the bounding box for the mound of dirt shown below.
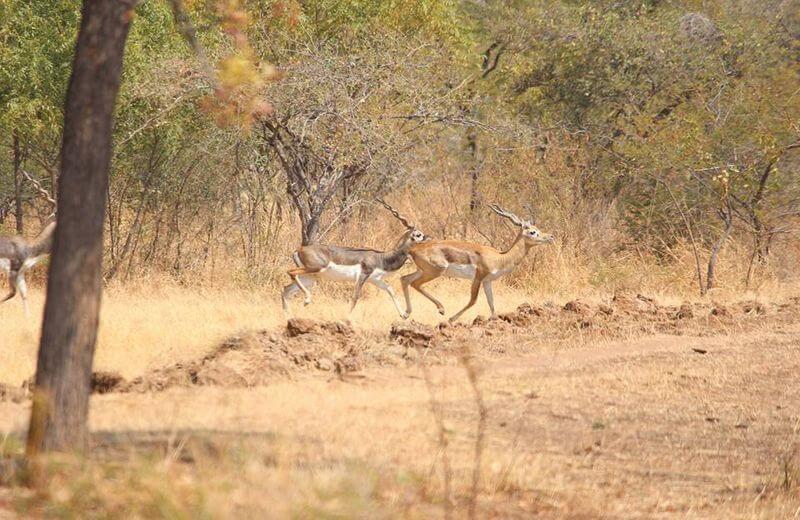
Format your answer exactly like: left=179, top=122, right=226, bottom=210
left=2, top=294, right=795, bottom=402
left=421, top=292, right=793, bottom=349
left=118, top=319, right=412, bottom=394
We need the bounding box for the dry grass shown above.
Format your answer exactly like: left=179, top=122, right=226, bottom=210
left=2, top=270, right=798, bottom=388
left=3, top=323, right=800, bottom=518
left=3, top=274, right=800, bottom=518
left=1, top=276, right=538, bottom=387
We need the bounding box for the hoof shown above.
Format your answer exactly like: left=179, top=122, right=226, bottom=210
left=303, top=300, right=311, bottom=307
left=437, top=308, right=445, bottom=316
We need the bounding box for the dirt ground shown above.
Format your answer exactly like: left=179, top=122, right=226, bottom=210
left=1, top=292, right=799, bottom=518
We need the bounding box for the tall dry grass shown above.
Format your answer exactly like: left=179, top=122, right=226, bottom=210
left=2, top=175, right=799, bottom=387
left=0, top=275, right=539, bottom=386
left=2, top=239, right=799, bottom=388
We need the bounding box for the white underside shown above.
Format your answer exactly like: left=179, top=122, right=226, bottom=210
left=442, top=263, right=511, bottom=281
left=283, top=262, right=403, bottom=316
left=315, top=263, right=389, bottom=282
left=443, top=263, right=476, bottom=279
left=0, top=255, right=46, bottom=274
left=0, top=255, right=45, bottom=316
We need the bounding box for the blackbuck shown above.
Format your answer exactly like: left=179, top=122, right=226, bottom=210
left=0, top=171, right=57, bottom=316
left=401, top=204, right=554, bottom=322
left=281, top=200, right=428, bottom=316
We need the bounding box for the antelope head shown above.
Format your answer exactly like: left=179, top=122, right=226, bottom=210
left=489, top=203, right=554, bottom=246
left=376, top=198, right=427, bottom=248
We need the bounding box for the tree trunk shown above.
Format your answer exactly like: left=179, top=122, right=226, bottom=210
left=12, top=129, right=23, bottom=234
left=302, top=214, right=320, bottom=245
left=467, top=129, right=480, bottom=213
left=706, top=210, right=734, bottom=292
left=27, top=0, right=135, bottom=455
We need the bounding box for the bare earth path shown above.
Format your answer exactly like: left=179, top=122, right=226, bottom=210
left=1, top=299, right=799, bottom=518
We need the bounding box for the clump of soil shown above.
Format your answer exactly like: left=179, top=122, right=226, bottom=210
left=563, top=299, right=593, bottom=315
left=390, top=322, right=436, bottom=348
left=92, top=371, right=126, bottom=394
left=1, top=294, right=794, bottom=402
left=431, top=291, right=786, bottom=347
left=0, top=383, right=27, bottom=404
left=116, top=318, right=409, bottom=394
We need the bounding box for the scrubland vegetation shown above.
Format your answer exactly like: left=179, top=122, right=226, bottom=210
left=1, top=0, right=800, bottom=517
left=3, top=0, right=798, bottom=292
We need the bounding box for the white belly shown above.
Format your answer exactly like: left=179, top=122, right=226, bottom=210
left=442, top=264, right=512, bottom=281
left=443, top=264, right=476, bottom=279
left=317, top=263, right=387, bottom=282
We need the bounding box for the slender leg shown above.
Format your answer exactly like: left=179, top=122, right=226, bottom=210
left=1, top=269, right=18, bottom=304
left=450, top=273, right=486, bottom=322
left=483, top=280, right=496, bottom=318
left=350, top=269, right=372, bottom=314
left=282, top=282, right=300, bottom=313
left=287, top=267, right=317, bottom=305
left=22, top=255, right=46, bottom=271
left=282, top=276, right=316, bottom=313
left=16, top=271, right=29, bottom=318
left=370, top=278, right=405, bottom=318
left=400, top=271, right=422, bottom=318
left=411, top=270, right=446, bottom=316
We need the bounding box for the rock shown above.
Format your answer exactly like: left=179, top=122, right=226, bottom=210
left=286, top=318, right=318, bottom=337
left=710, top=304, right=731, bottom=318
left=597, top=304, right=614, bottom=316
left=741, top=300, right=767, bottom=315
left=91, top=371, right=126, bottom=394
left=194, top=365, right=249, bottom=387
left=390, top=322, right=435, bottom=348
left=516, top=303, right=547, bottom=317
left=320, top=320, right=355, bottom=336
left=563, top=299, right=592, bottom=315
left=612, top=292, right=658, bottom=314
left=498, top=310, right=533, bottom=327
left=676, top=303, right=694, bottom=319
left=334, top=355, right=363, bottom=374
left=315, top=357, right=334, bottom=371
left=286, top=318, right=353, bottom=338
left=679, top=13, right=721, bottom=44
left=472, top=315, right=488, bottom=326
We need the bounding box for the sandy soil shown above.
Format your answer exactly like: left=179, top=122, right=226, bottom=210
left=1, top=293, right=799, bottom=518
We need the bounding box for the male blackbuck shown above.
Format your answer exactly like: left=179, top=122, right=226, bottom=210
left=281, top=199, right=427, bottom=316
left=401, top=204, right=554, bottom=322
left=0, top=171, right=57, bottom=316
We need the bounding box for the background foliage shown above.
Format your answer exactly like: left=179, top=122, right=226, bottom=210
left=1, top=0, right=798, bottom=293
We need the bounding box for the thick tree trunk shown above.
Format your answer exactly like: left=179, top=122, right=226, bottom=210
left=12, top=129, right=23, bottom=234
left=27, top=0, right=135, bottom=455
